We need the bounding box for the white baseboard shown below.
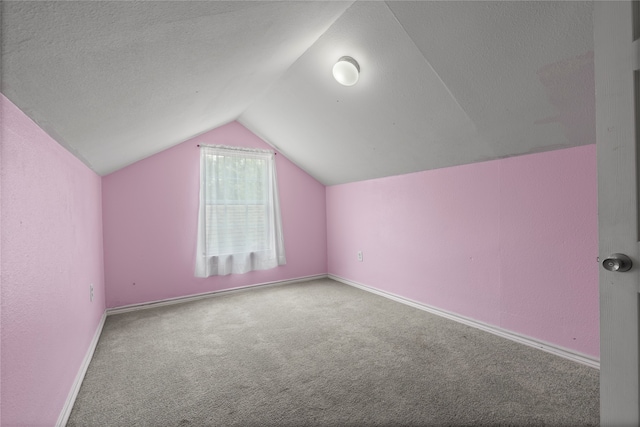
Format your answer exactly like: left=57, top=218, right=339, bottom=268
left=329, top=274, right=600, bottom=370
left=107, top=274, right=328, bottom=316
left=56, top=311, right=107, bottom=427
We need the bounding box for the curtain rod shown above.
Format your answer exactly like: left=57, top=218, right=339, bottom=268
left=196, top=144, right=276, bottom=155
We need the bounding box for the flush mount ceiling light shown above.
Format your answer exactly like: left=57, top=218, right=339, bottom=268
left=332, top=56, right=360, bottom=86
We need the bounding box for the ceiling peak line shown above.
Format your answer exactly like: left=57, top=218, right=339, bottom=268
left=238, top=1, right=356, bottom=120
left=382, top=1, right=476, bottom=132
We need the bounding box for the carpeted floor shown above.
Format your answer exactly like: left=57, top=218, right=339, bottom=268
left=68, top=278, right=599, bottom=426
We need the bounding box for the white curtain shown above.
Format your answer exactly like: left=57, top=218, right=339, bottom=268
left=195, top=145, right=286, bottom=277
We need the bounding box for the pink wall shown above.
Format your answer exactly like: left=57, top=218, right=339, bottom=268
left=1, top=94, right=106, bottom=425
left=327, top=145, right=599, bottom=358
left=102, top=122, right=327, bottom=308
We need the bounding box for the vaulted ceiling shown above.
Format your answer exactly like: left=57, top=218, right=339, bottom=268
left=1, top=1, right=594, bottom=186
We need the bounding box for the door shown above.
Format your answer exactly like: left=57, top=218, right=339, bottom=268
left=595, top=1, right=640, bottom=425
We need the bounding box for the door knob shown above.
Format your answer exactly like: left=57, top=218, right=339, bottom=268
left=602, top=253, right=633, bottom=272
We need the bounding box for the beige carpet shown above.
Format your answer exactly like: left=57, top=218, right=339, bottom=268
left=68, top=278, right=599, bottom=426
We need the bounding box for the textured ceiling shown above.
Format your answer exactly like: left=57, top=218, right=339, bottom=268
left=1, top=1, right=594, bottom=185
left=1, top=1, right=352, bottom=174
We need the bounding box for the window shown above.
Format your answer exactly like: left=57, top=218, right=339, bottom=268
left=195, top=145, right=285, bottom=277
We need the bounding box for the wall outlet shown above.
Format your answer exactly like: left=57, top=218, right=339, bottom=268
left=357, top=251, right=363, bottom=262
left=90, top=284, right=94, bottom=302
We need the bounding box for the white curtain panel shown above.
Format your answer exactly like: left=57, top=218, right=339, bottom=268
left=195, top=145, right=286, bottom=277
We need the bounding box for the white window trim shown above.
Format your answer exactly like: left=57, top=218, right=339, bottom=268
left=195, top=144, right=286, bottom=277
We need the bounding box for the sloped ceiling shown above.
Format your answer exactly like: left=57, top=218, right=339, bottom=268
left=1, top=1, right=594, bottom=185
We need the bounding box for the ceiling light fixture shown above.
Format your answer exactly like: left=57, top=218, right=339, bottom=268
left=332, top=56, right=360, bottom=86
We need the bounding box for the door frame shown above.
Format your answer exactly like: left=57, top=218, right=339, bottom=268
left=594, top=1, right=640, bottom=425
